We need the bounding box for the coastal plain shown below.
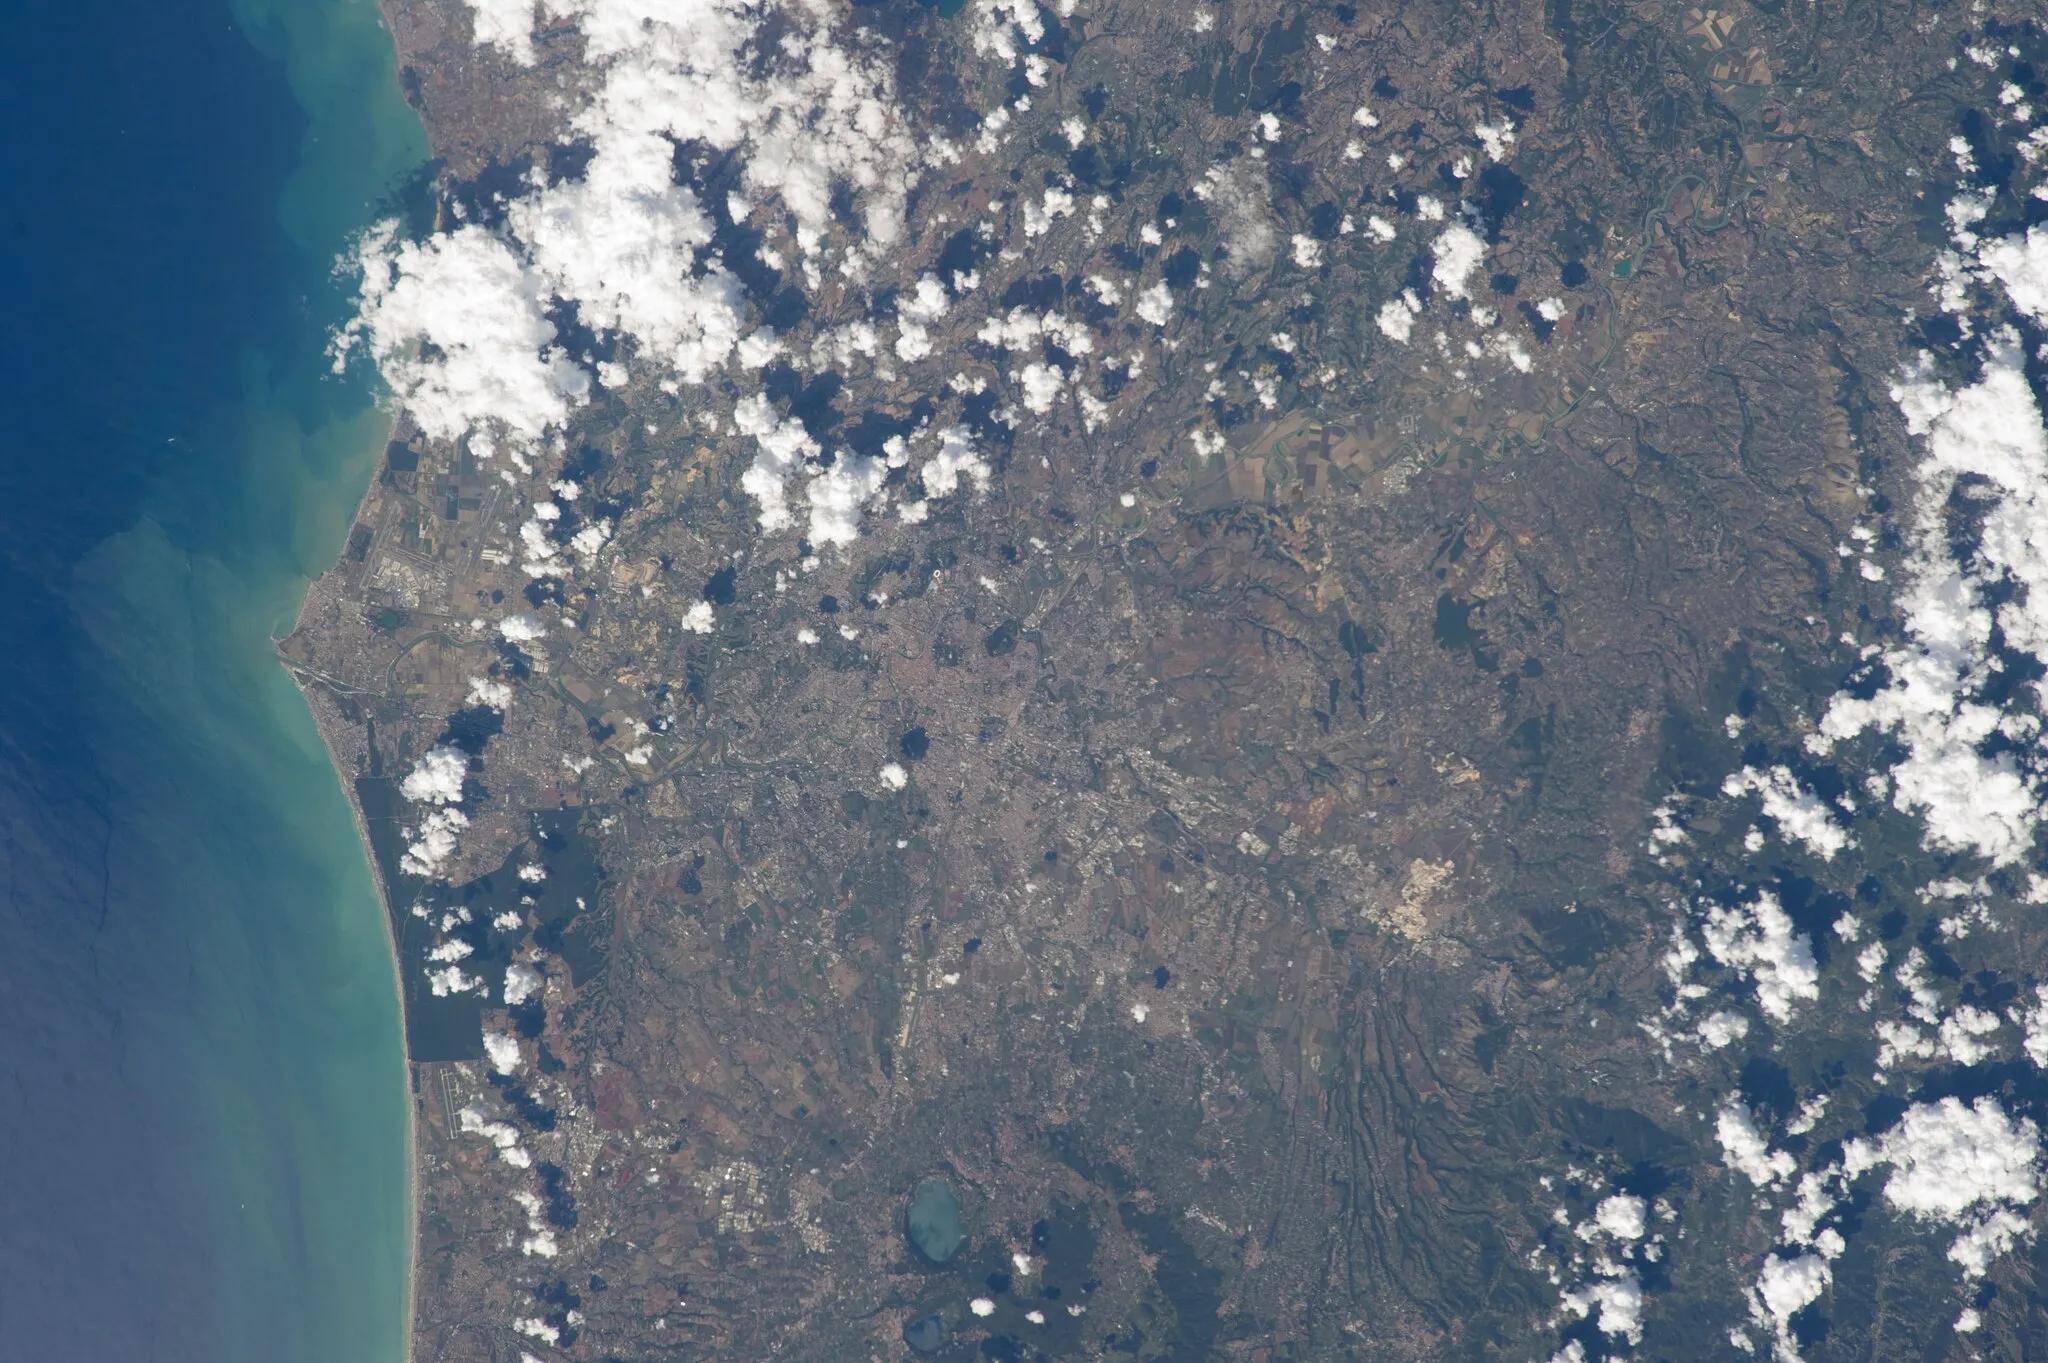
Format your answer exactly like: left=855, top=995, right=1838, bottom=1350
left=297, top=0, right=2048, bottom=1359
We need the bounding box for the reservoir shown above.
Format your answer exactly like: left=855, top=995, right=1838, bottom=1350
left=908, top=1178, right=969, bottom=1264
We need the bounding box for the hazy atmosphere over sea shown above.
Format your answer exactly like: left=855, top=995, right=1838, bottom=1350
left=0, top=0, right=424, bottom=1357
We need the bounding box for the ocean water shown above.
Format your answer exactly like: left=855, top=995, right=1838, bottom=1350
left=0, top=0, right=425, bottom=1359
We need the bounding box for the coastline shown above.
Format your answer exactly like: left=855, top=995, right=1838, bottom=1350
left=282, top=546, right=422, bottom=1363
left=231, top=0, right=434, bottom=1353
left=0, top=0, right=426, bottom=1353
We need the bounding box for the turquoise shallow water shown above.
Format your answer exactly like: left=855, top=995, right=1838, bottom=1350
left=0, top=0, right=425, bottom=1358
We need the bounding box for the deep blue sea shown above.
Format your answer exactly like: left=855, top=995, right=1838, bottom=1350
left=0, top=0, right=424, bottom=1358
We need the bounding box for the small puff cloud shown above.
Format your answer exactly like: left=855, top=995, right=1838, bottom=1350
left=1594, top=1194, right=1648, bottom=1242
left=1135, top=281, right=1174, bottom=327
left=1721, top=765, right=1854, bottom=861
left=1718, top=1097, right=1796, bottom=1188
left=344, top=0, right=925, bottom=463
left=1810, top=193, right=2048, bottom=868
left=403, top=807, right=470, bottom=878
left=1193, top=163, right=1277, bottom=277
left=467, top=675, right=514, bottom=710
left=499, top=612, right=547, bottom=643
left=402, top=745, right=469, bottom=806
left=465, top=0, right=538, bottom=63
left=1376, top=293, right=1420, bottom=343
left=338, top=223, right=590, bottom=459
left=1560, top=1270, right=1643, bottom=1344
left=458, top=1103, right=531, bottom=1166
left=1699, top=892, right=1819, bottom=1024
left=1430, top=224, right=1487, bottom=300
left=505, top=962, right=544, bottom=1006
left=483, top=1028, right=524, bottom=1075
left=1843, top=1095, right=2042, bottom=1276
left=1748, top=1253, right=1830, bottom=1361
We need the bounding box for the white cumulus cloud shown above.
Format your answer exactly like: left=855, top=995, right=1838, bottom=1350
left=1718, top=1097, right=1796, bottom=1188
left=465, top=0, right=538, bottom=64
left=499, top=612, right=547, bottom=643
left=1721, top=765, right=1853, bottom=860
left=1748, top=1252, right=1829, bottom=1362
left=1699, top=892, right=1819, bottom=1024
left=1560, top=1268, right=1643, bottom=1344
left=483, top=1028, right=523, bottom=1075
left=1594, top=1194, right=1647, bottom=1241
left=343, top=0, right=926, bottom=467
left=337, top=223, right=590, bottom=460
left=505, top=962, right=544, bottom=1005
left=401, top=745, right=469, bottom=806
left=1430, top=224, right=1487, bottom=300
left=1843, top=1095, right=2042, bottom=1277
left=1808, top=197, right=2048, bottom=868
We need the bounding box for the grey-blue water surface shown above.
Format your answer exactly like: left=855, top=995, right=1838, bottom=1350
left=0, top=0, right=425, bottom=1358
